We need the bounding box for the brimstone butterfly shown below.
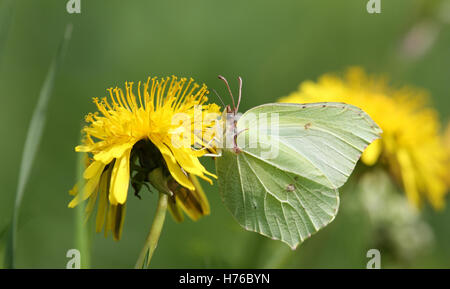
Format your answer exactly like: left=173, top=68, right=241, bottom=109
left=214, top=76, right=382, bottom=248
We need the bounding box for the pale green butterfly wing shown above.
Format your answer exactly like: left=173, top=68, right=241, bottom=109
left=216, top=102, right=382, bottom=248
left=216, top=149, right=339, bottom=248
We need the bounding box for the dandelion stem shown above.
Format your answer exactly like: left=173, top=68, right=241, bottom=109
left=135, top=192, right=168, bottom=269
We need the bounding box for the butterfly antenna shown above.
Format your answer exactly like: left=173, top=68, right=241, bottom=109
left=218, top=75, right=236, bottom=111
left=212, top=89, right=226, bottom=107
left=237, top=76, right=242, bottom=111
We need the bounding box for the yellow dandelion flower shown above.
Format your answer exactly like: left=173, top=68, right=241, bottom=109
left=279, top=67, right=449, bottom=209
left=69, top=76, right=221, bottom=240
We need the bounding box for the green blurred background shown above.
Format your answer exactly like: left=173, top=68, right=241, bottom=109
left=0, top=0, right=449, bottom=268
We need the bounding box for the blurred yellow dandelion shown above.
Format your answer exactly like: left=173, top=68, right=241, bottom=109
left=69, top=76, right=221, bottom=240
left=280, top=67, right=449, bottom=209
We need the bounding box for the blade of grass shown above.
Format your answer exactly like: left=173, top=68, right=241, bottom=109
left=5, top=23, right=72, bottom=268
